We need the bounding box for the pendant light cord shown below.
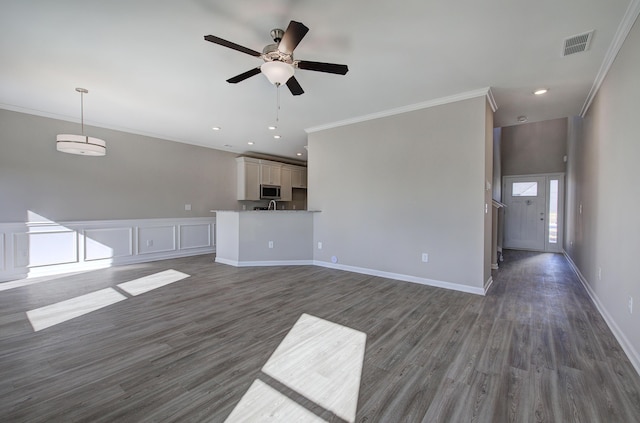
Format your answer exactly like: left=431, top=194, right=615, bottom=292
left=80, top=90, right=85, bottom=136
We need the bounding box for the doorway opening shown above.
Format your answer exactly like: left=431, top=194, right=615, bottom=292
left=503, top=173, right=564, bottom=252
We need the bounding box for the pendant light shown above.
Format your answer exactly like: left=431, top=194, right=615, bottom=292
left=56, top=88, right=106, bottom=156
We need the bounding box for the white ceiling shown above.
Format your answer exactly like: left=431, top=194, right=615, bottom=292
left=1, top=0, right=637, bottom=161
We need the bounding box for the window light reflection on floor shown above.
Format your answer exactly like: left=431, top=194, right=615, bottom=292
left=226, top=313, right=367, bottom=422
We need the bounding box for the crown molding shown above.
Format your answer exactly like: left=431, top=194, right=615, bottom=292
left=580, top=0, right=640, bottom=117
left=306, top=87, right=497, bottom=133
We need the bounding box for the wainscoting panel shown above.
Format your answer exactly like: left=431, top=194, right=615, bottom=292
left=13, top=230, right=78, bottom=268
left=179, top=223, right=212, bottom=250
left=84, top=227, right=133, bottom=261
left=0, top=218, right=216, bottom=283
left=137, top=226, right=176, bottom=255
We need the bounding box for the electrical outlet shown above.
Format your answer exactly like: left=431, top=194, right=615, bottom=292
left=146, top=240, right=153, bottom=247
left=184, top=204, right=191, bottom=211
left=629, top=296, right=633, bottom=314
left=422, top=253, right=429, bottom=263
left=317, top=242, right=322, bottom=250
left=268, top=241, right=274, bottom=249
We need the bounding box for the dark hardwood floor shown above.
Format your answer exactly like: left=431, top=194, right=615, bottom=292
left=1, top=250, right=639, bottom=422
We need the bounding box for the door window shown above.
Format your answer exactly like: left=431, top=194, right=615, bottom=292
left=512, top=182, right=538, bottom=196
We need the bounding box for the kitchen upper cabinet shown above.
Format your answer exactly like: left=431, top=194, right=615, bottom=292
left=260, top=161, right=282, bottom=186
left=280, top=166, right=292, bottom=201
left=290, top=166, right=307, bottom=188
left=236, top=157, right=260, bottom=200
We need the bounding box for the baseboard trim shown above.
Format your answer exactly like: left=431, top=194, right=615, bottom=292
left=313, top=260, right=485, bottom=296
left=484, top=276, right=494, bottom=294
left=563, top=251, right=640, bottom=376
left=215, top=258, right=314, bottom=267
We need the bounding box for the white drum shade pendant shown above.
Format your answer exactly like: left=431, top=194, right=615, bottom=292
left=56, top=88, right=106, bottom=156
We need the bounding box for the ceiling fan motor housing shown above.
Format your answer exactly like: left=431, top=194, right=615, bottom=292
left=262, top=42, right=293, bottom=64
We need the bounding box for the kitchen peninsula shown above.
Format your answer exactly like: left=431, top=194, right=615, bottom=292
left=215, top=210, right=317, bottom=267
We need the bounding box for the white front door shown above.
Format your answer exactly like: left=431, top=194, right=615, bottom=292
left=503, top=176, right=547, bottom=251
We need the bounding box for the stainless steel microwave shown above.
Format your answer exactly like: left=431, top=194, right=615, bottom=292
left=260, top=184, right=281, bottom=199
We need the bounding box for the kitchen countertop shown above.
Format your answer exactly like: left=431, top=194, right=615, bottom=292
left=211, top=210, right=320, bottom=213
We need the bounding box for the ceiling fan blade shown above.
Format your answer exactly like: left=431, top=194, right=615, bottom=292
left=297, top=60, right=349, bottom=75
left=278, top=21, right=309, bottom=55
left=286, top=76, right=304, bottom=96
left=227, top=67, right=262, bottom=83
left=204, top=35, right=262, bottom=57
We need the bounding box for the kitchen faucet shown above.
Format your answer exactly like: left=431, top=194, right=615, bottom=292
left=268, top=199, right=277, bottom=210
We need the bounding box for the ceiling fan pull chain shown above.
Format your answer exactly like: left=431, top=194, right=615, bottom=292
left=276, top=84, right=281, bottom=122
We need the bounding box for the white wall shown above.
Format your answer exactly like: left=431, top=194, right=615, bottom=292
left=308, top=95, right=491, bottom=294
left=0, top=109, right=238, bottom=222
left=565, top=17, right=640, bottom=372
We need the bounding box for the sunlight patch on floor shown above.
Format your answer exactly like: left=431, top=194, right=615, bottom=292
left=25, top=269, right=190, bottom=331
left=117, top=269, right=190, bottom=296
left=227, top=313, right=367, bottom=422
left=225, top=379, right=327, bottom=422
left=26, top=288, right=127, bottom=331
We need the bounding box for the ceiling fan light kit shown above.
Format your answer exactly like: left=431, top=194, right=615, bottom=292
left=261, top=61, right=295, bottom=86
left=56, top=88, right=106, bottom=156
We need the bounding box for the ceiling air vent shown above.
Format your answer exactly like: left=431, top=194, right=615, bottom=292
left=562, top=31, right=594, bottom=56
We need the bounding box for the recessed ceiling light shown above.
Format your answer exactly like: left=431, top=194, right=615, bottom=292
left=533, top=89, right=548, bottom=95
left=273, top=135, right=281, bottom=139
left=223, top=144, right=232, bottom=147
left=212, top=126, right=221, bottom=131
left=268, top=126, right=277, bottom=130
left=296, top=152, right=303, bottom=156
left=517, top=116, right=528, bottom=122
left=247, top=141, right=254, bottom=145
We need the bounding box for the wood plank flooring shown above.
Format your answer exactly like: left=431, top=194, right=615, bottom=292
left=1, top=250, right=639, bottom=422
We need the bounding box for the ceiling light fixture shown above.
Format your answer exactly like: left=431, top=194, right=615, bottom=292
left=296, top=152, right=303, bottom=156
left=268, top=125, right=277, bottom=130
left=56, top=88, right=106, bottom=156
left=273, top=135, right=281, bottom=139
left=248, top=141, right=254, bottom=145
left=260, top=61, right=295, bottom=86
left=212, top=126, right=221, bottom=131
left=517, top=115, right=528, bottom=122
left=533, top=89, right=548, bottom=95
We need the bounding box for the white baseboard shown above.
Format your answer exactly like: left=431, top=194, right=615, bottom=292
left=563, top=251, right=640, bottom=376
left=313, top=260, right=485, bottom=296
left=215, top=257, right=314, bottom=267
left=484, top=276, right=494, bottom=293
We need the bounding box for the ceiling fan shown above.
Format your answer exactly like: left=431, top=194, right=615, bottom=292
left=204, top=20, right=348, bottom=95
